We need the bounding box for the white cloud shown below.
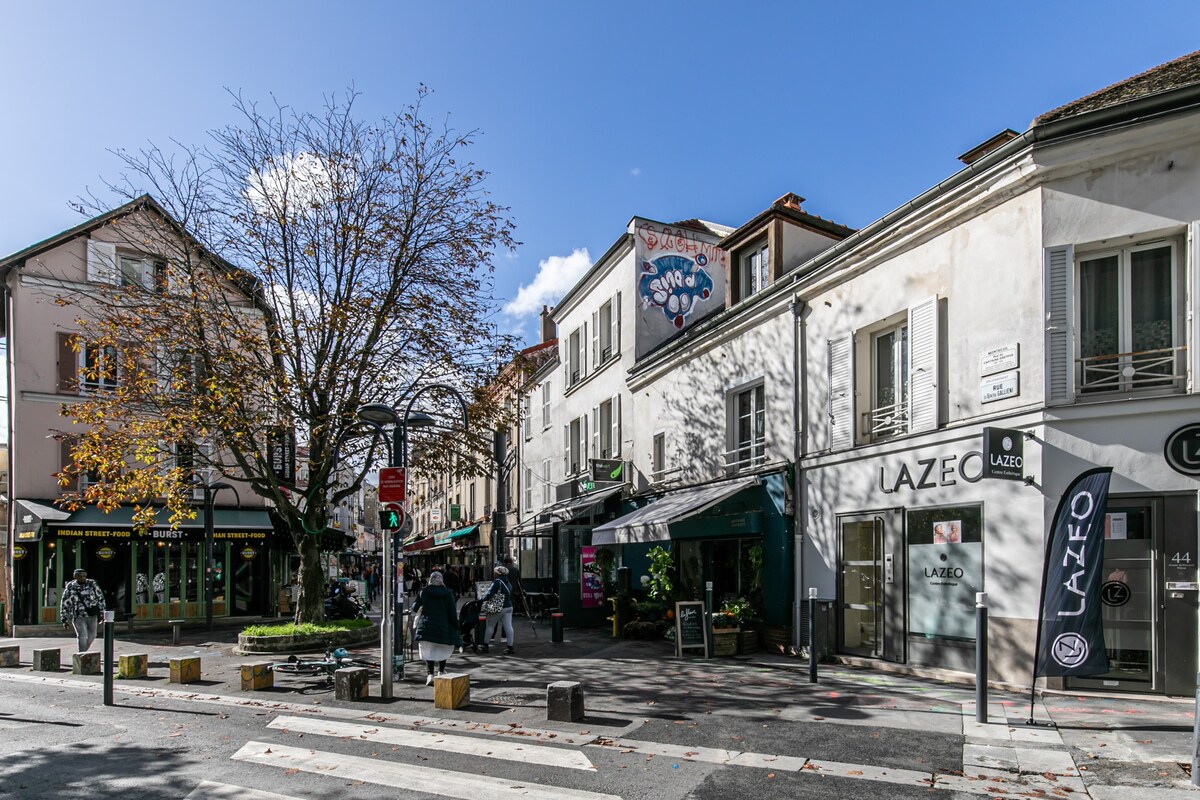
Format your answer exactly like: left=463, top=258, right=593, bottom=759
left=630, top=167, right=641, bottom=177
left=503, top=248, right=592, bottom=317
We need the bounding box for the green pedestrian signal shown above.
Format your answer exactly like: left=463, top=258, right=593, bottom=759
left=379, top=508, right=403, bottom=529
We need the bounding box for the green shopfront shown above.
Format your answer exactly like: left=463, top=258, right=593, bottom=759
left=11, top=503, right=284, bottom=627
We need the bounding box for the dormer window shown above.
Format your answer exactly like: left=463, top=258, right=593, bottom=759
left=736, top=241, right=769, bottom=303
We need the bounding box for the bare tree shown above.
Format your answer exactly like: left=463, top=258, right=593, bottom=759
left=57, top=89, right=516, bottom=621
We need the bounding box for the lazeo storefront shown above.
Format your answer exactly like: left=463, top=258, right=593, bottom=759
left=10, top=503, right=282, bottom=627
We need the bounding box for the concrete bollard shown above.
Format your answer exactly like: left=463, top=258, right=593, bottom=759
left=32, top=648, right=61, bottom=672
left=169, top=619, right=185, bottom=646
left=240, top=662, right=274, bottom=691
left=0, top=645, right=20, bottom=667
left=169, top=656, right=201, bottom=684
left=547, top=680, right=585, bottom=722
left=434, top=673, right=470, bottom=710
left=72, top=651, right=101, bottom=675
left=118, top=653, right=149, bottom=679
left=334, top=666, right=369, bottom=701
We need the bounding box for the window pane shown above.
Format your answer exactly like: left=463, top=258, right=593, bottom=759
left=1079, top=255, right=1120, bottom=359
left=1129, top=246, right=1173, bottom=353
left=874, top=331, right=896, bottom=408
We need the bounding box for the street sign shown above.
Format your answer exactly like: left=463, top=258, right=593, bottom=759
left=378, top=467, right=407, bottom=503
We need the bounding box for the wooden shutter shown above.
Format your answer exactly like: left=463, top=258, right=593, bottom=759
left=591, top=406, right=600, bottom=463
left=86, top=240, right=118, bottom=284
left=581, top=321, right=589, bottom=378
left=1189, top=223, right=1200, bottom=392
left=828, top=335, right=854, bottom=451
left=1044, top=245, right=1075, bottom=405
left=612, top=292, right=622, bottom=359
left=591, top=311, right=600, bottom=369
left=611, top=395, right=621, bottom=458
left=56, top=332, right=78, bottom=393
left=908, top=295, right=940, bottom=433
left=563, top=424, right=570, bottom=474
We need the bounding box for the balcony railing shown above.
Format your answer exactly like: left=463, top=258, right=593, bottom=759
left=725, top=436, right=766, bottom=471
left=864, top=400, right=907, bottom=440
left=1078, top=345, right=1186, bottom=394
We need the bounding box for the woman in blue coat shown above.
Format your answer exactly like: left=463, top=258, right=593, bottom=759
left=412, top=571, right=462, bottom=685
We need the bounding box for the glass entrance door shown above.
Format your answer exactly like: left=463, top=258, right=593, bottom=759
left=841, top=518, right=882, bottom=657
left=1071, top=498, right=1158, bottom=691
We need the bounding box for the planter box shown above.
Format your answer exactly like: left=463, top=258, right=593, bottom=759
left=235, top=623, right=379, bottom=655
left=711, top=628, right=738, bottom=657
left=737, top=628, right=760, bottom=655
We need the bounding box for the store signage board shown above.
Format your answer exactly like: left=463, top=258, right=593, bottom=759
left=267, top=427, right=297, bottom=484
left=1164, top=423, right=1200, bottom=477
left=982, top=427, right=1025, bottom=481
left=981, top=370, right=1019, bottom=404
left=980, top=344, right=1019, bottom=376
left=675, top=601, right=708, bottom=657
left=378, top=467, right=407, bottom=503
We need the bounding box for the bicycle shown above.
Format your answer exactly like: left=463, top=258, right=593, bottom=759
left=270, top=646, right=383, bottom=684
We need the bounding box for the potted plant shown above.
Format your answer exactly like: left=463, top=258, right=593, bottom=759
left=710, top=608, right=739, bottom=656
left=719, top=597, right=760, bottom=655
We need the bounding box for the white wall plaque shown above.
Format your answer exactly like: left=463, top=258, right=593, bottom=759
left=980, top=344, right=1019, bottom=376
left=981, top=370, right=1019, bottom=403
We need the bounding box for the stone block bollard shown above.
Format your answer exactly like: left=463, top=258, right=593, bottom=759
left=334, top=666, right=369, bottom=701
left=118, top=653, right=149, bottom=679
left=32, top=648, right=60, bottom=672
left=169, top=656, right=201, bottom=684
left=0, top=645, right=20, bottom=667
left=434, top=673, right=470, bottom=710
left=240, top=662, right=274, bottom=691
left=72, top=651, right=101, bottom=675
left=547, top=680, right=585, bottom=722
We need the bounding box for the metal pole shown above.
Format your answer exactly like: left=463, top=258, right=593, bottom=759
left=394, top=423, right=407, bottom=683
left=1192, top=671, right=1200, bottom=787
left=705, top=581, right=714, bottom=659
left=204, top=488, right=214, bottom=632
left=976, top=592, right=989, bottom=723
left=102, top=610, right=115, bottom=706
left=380, top=425, right=402, bottom=699
left=493, top=429, right=507, bottom=562
left=808, top=587, right=818, bottom=683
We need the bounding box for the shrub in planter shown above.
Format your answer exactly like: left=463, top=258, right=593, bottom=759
left=623, top=620, right=662, bottom=640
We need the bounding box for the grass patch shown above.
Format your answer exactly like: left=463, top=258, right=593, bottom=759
left=241, top=619, right=374, bottom=637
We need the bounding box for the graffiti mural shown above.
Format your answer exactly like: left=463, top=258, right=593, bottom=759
left=633, top=219, right=727, bottom=358
left=639, top=254, right=714, bottom=330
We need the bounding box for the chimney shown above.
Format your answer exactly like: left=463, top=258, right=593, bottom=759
left=773, top=192, right=806, bottom=211
left=540, top=305, right=557, bottom=343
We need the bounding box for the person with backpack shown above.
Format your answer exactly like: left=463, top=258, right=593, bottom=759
left=479, top=565, right=515, bottom=654
left=60, top=568, right=106, bottom=652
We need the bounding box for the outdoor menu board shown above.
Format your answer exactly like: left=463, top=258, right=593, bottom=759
left=675, top=601, right=708, bottom=657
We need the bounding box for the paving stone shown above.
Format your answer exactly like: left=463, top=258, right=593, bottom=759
left=963, top=744, right=1020, bottom=771
left=933, top=771, right=1022, bottom=796
left=1015, top=746, right=1078, bottom=776
left=726, top=752, right=807, bottom=771
left=805, top=760, right=932, bottom=787
left=1020, top=771, right=1087, bottom=795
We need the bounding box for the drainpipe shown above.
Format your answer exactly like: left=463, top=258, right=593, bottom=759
left=790, top=293, right=809, bottom=653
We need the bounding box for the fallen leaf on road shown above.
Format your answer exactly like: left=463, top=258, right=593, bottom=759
left=847, top=770, right=863, bottom=775
left=767, top=774, right=775, bottom=779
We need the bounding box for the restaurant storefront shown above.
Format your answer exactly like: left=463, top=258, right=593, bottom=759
left=10, top=501, right=285, bottom=628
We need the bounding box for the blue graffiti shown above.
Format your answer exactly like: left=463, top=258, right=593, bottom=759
left=639, top=255, right=714, bottom=329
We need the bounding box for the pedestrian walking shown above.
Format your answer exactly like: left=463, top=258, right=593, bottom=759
left=411, top=571, right=462, bottom=685
left=442, top=565, right=461, bottom=597
left=60, top=568, right=106, bottom=652
left=480, top=565, right=515, bottom=654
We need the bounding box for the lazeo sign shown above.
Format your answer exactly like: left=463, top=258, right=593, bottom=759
left=982, top=427, right=1024, bottom=481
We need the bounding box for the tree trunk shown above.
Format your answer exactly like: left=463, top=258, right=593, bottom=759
left=294, top=535, right=326, bottom=623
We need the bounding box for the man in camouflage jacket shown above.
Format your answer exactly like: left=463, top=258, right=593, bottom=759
left=60, top=568, right=106, bottom=651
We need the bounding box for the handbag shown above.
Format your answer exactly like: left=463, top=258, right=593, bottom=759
left=481, top=589, right=505, bottom=616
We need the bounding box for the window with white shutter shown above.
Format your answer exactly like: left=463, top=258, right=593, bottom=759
left=86, top=240, right=118, bottom=284
left=541, top=383, right=550, bottom=429
left=907, top=295, right=939, bottom=433
left=1190, top=222, right=1200, bottom=392
left=1044, top=245, right=1075, bottom=405
left=828, top=335, right=854, bottom=451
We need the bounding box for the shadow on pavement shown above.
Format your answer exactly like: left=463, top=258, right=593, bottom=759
left=0, top=742, right=194, bottom=798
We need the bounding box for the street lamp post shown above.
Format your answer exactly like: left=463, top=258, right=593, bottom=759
left=358, top=386, right=468, bottom=700
left=195, top=478, right=240, bottom=632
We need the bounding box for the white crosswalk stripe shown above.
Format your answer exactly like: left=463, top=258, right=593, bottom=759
left=231, top=741, right=623, bottom=800
left=268, top=714, right=596, bottom=771
left=183, top=780, right=304, bottom=800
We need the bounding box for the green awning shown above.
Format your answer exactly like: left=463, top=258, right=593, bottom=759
left=449, top=524, right=480, bottom=540
left=50, top=506, right=274, bottom=530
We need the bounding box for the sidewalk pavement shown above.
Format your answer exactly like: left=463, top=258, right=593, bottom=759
left=2, top=616, right=1196, bottom=797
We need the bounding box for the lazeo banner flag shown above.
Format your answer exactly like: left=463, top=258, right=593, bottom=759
left=1034, top=467, right=1112, bottom=678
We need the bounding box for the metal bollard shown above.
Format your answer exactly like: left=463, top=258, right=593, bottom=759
left=475, top=615, right=487, bottom=650
left=976, top=592, right=988, bottom=723
left=1192, top=671, right=1200, bottom=787
left=551, top=612, right=564, bottom=643
left=103, top=611, right=115, bottom=707
left=808, top=588, right=818, bottom=684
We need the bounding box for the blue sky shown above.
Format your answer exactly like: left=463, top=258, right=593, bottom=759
left=4, top=2, right=1200, bottom=344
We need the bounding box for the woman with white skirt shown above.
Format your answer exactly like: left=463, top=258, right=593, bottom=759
left=411, top=571, right=462, bottom=685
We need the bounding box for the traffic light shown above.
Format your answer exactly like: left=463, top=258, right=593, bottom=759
left=379, top=508, right=402, bottom=529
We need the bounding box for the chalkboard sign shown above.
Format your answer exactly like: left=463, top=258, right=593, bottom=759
left=675, top=601, right=708, bottom=657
